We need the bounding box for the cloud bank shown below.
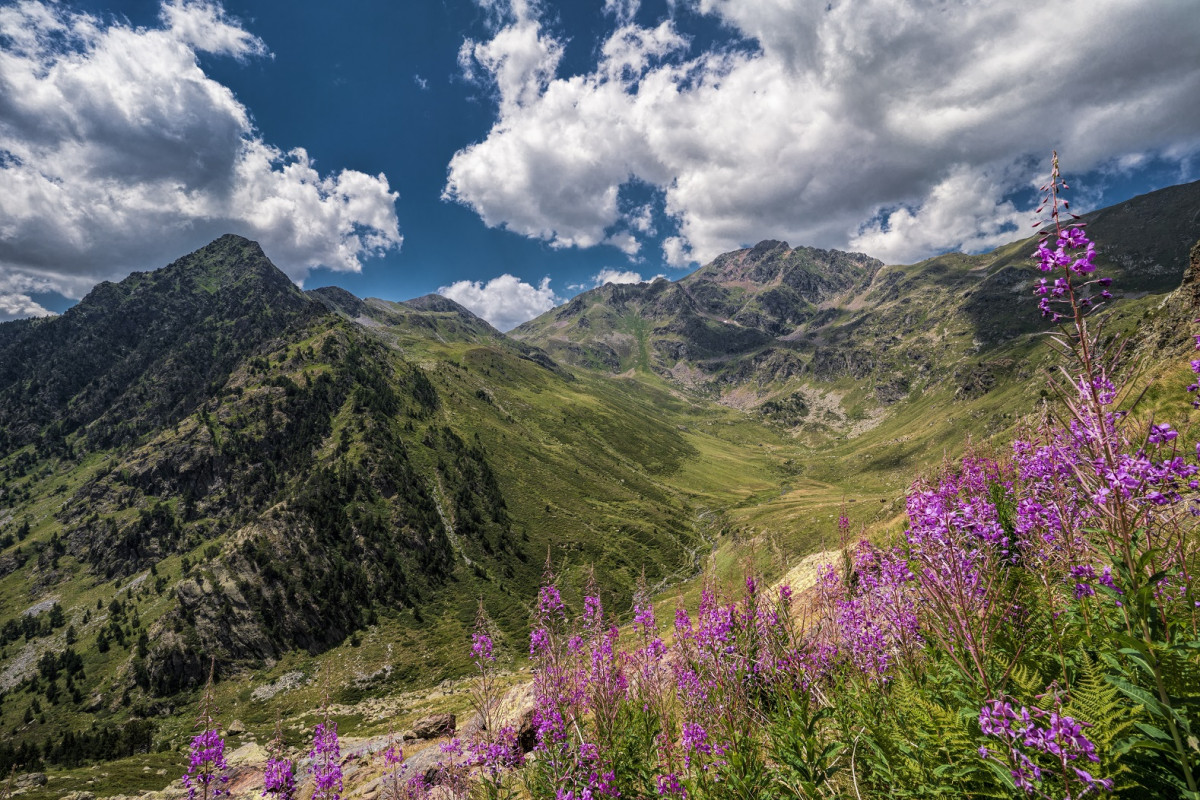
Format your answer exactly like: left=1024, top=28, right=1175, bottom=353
left=438, top=274, right=560, bottom=331
left=0, top=0, right=402, bottom=320
left=445, top=0, right=1200, bottom=268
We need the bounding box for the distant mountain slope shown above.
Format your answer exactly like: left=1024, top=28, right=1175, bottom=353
left=312, top=286, right=570, bottom=376
left=514, top=180, right=1200, bottom=427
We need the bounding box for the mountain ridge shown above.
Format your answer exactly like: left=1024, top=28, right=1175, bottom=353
left=514, top=179, right=1200, bottom=431
left=2, top=180, right=1200, bottom=792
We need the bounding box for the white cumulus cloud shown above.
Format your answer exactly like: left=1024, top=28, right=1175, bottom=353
left=849, top=166, right=1028, bottom=265
left=0, top=293, right=54, bottom=322
left=0, top=0, right=401, bottom=312
left=445, top=0, right=1200, bottom=266
left=593, top=268, right=659, bottom=286
left=438, top=274, right=560, bottom=331
left=604, top=0, right=641, bottom=27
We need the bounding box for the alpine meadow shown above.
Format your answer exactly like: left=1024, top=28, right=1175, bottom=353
left=2, top=2, right=1200, bottom=800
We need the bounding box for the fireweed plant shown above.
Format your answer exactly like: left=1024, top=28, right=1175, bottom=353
left=182, top=664, right=229, bottom=800
left=310, top=687, right=343, bottom=800
left=466, top=603, right=524, bottom=799
left=262, top=719, right=296, bottom=800
left=185, top=155, right=1200, bottom=798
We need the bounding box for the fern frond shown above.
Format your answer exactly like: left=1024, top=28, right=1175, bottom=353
left=1065, top=646, right=1140, bottom=793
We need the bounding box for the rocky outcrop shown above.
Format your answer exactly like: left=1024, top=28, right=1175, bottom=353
left=411, top=713, right=456, bottom=740
left=1143, top=239, right=1200, bottom=355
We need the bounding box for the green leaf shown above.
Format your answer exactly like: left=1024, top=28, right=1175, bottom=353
left=1135, top=721, right=1175, bottom=741
left=981, top=759, right=1019, bottom=792
left=1106, top=674, right=1168, bottom=718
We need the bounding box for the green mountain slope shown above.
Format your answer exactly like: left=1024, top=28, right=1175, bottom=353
left=0, top=236, right=794, bottom=772
left=0, top=235, right=318, bottom=455
left=1, top=180, right=1199, bottom=786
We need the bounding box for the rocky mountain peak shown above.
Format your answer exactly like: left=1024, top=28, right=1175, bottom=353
left=308, top=285, right=369, bottom=318
left=162, top=234, right=305, bottom=303
left=687, top=241, right=882, bottom=294
left=404, top=293, right=491, bottom=322
left=0, top=235, right=319, bottom=455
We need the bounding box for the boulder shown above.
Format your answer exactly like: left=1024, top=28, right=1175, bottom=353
left=411, top=714, right=455, bottom=740
left=15, top=773, right=46, bottom=789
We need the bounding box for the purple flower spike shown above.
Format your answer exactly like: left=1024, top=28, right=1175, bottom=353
left=979, top=695, right=1110, bottom=796
left=310, top=721, right=343, bottom=800
left=262, top=757, right=296, bottom=800
left=183, top=729, right=230, bottom=800
left=183, top=666, right=229, bottom=800
left=263, top=719, right=296, bottom=800
left=471, top=631, right=495, bottom=664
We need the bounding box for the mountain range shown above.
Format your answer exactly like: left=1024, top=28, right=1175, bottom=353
left=1, top=179, right=1199, bottom=792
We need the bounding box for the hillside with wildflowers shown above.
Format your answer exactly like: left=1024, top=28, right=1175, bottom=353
left=2, top=164, right=1200, bottom=799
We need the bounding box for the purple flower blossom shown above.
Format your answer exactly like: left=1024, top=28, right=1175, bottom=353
left=530, top=627, right=551, bottom=657
left=262, top=756, right=296, bottom=800
left=183, top=729, right=230, bottom=800
left=466, top=725, right=525, bottom=775
left=1148, top=423, right=1178, bottom=445
left=309, top=722, right=343, bottom=800
left=583, top=594, right=603, bottom=623
left=634, top=601, right=656, bottom=632
left=1098, top=567, right=1119, bottom=593
left=537, top=584, right=565, bottom=617
left=263, top=720, right=295, bottom=800
left=656, top=772, right=685, bottom=797
left=183, top=668, right=229, bottom=800
left=471, top=631, right=494, bottom=664
left=978, top=696, right=1112, bottom=795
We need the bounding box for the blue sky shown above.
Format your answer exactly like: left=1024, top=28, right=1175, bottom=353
left=1, top=0, right=1198, bottom=329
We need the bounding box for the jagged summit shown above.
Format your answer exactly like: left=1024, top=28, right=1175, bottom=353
left=0, top=234, right=317, bottom=454
left=510, top=242, right=886, bottom=374
left=686, top=240, right=882, bottom=297
left=139, top=234, right=301, bottom=298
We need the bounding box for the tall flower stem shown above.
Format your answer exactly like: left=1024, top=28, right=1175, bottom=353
left=310, top=678, right=343, bottom=800
left=183, top=660, right=229, bottom=800
left=1036, top=152, right=1197, bottom=794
